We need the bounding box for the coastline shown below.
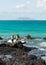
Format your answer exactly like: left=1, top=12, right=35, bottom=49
left=0, top=35, right=46, bottom=65
left=0, top=20, right=46, bottom=64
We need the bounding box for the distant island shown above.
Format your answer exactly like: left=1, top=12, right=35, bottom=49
left=17, top=17, right=34, bottom=20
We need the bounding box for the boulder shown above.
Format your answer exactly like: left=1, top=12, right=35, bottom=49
left=25, top=35, right=35, bottom=40
left=43, top=37, right=46, bottom=40
left=0, top=37, right=3, bottom=40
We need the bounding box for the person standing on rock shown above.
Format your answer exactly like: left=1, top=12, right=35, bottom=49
left=10, top=33, right=14, bottom=46
left=15, top=34, right=23, bottom=48
left=16, top=34, right=20, bottom=41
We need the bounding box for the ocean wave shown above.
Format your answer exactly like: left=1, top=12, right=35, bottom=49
left=40, top=42, right=46, bottom=47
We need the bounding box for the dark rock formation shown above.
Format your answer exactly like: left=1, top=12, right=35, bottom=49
left=0, top=47, right=46, bottom=65
left=0, top=59, right=6, bottom=65
left=23, top=46, right=38, bottom=52
left=25, top=34, right=35, bottom=40
left=43, top=37, right=46, bottom=40
left=0, top=44, right=6, bottom=47
left=0, top=37, right=3, bottom=40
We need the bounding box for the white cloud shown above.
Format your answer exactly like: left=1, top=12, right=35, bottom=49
left=16, top=4, right=25, bottom=9
left=37, top=0, right=46, bottom=9
left=16, top=1, right=31, bottom=9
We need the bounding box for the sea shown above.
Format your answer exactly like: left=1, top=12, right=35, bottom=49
left=0, top=20, right=46, bottom=47
left=0, top=20, right=46, bottom=61
left=0, top=20, right=46, bottom=38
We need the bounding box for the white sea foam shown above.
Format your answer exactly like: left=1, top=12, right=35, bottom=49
left=41, top=56, right=46, bottom=62
left=39, top=48, right=45, bottom=51
left=23, top=44, right=39, bottom=48
left=40, top=42, right=46, bottom=47
left=35, top=39, right=42, bottom=41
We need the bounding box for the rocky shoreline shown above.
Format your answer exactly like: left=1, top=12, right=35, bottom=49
left=0, top=34, right=46, bottom=65
left=0, top=47, right=46, bottom=65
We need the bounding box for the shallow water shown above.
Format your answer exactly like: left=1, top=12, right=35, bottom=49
left=4, top=55, right=13, bottom=59
left=28, top=49, right=46, bottom=56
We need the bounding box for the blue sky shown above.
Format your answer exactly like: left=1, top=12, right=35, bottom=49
left=0, top=0, right=46, bottom=20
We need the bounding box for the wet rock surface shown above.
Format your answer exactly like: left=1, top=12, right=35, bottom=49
left=0, top=59, right=6, bottom=65
left=43, top=37, right=46, bottom=40
left=25, top=35, right=35, bottom=40
left=0, top=47, right=46, bottom=65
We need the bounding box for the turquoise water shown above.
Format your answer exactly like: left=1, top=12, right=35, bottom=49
left=0, top=20, right=46, bottom=37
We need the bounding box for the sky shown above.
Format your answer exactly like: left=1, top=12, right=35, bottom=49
left=0, top=0, right=46, bottom=20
